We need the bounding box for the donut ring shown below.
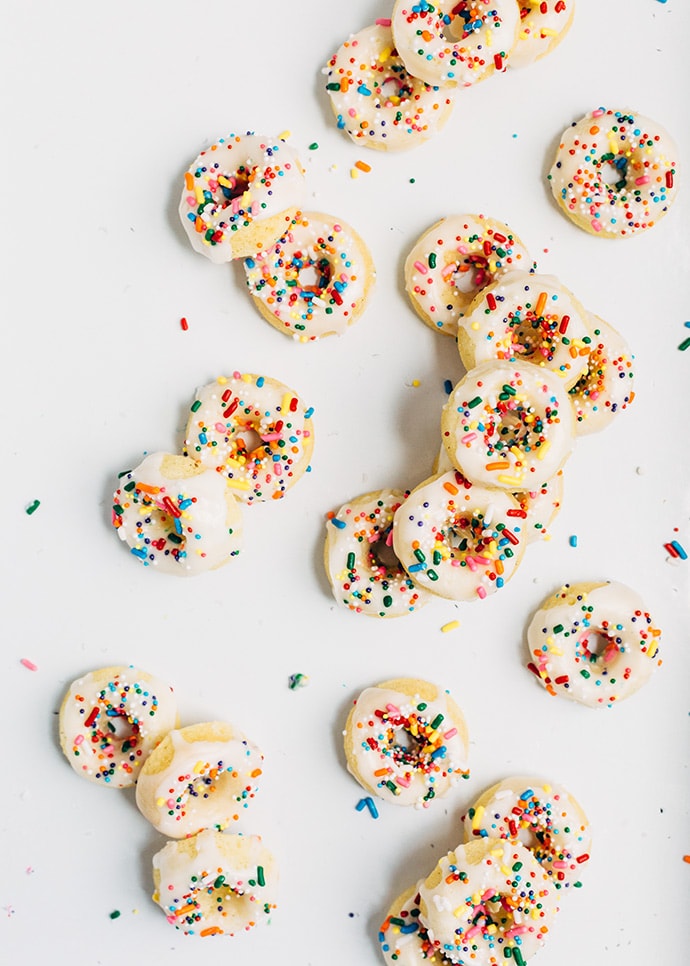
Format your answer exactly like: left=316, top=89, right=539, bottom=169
left=548, top=107, right=679, bottom=238
left=463, top=775, right=591, bottom=890
left=433, top=446, right=564, bottom=543
left=418, top=840, right=560, bottom=966
left=392, top=470, right=526, bottom=601
left=324, top=23, right=455, bottom=150
left=568, top=314, right=635, bottom=435
left=135, top=722, right=264, bottom=838
left=441, top=360, right=575, bottom=491
left=456, top=270, right=591, bottom=389
left=379, top=881, right=445, bottom=965
left=112, top=452, right=243, bottom=575
left=152, top=829, right=277, bottom=936
left=343, top=678, right=470, bottom=808
left=183, top=373, right=314, bottom=505
left=58, top=665, right=178, bottom=788
left=405, top=215, right=535, bottom=338
left=178, top=133, right=306, bottom=263
left=244, top=211, right=375, bottom=341
left=324, top=489, right=433, bottom=618
left=510, top=1, right=576, bottom=70
left=391, top=0, right=520, bottom=89
left=526, top=580, right=662, bottom=708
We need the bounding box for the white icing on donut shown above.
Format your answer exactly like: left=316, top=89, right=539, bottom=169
left=391, top=0, right=520, bottom=88
left=548, top=107, right=679, bottom=238
left=405, top=215, right=535, bottom=337
left=324, top=23, right=455, bottom=150
left=152, top=829, right=277, bottom=936
left=569, top=314, right=635, bottom=435
left=527, top=580, right=662, bottom=708
left=464, top=775, right=591, bottom=890
left=344, top=680, right=470, bottom=808
left=244, top=211, right=375, bottom=341
left=179, top=134, right=306, bottom=262
left=457, top=270, right=591, bottom=389
left=324, top=489, right=433, bottom=617
left=135, top=723, right=264, bottom=838
left=418, top=840, right=560, bottom=965
left=112, top=452, right=243, bottom=576
left=392, top=470, right=525, bottom=601
left=441, top=360, right=575, bottom=491
left=58, top=666, right=178, bottom=788
left=379, top=881, right=444, bottom=965
left=510, top=1, right=575, bottom=70
left=183, top=373, right=314, bottom=505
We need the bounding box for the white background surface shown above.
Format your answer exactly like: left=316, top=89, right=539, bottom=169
left=1, top=1, right=689, bottom=963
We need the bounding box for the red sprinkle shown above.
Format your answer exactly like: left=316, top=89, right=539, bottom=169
left=84, top=707, right=99, bottom=728
left=487, top=293, right=497, bottom=311
left=180, top=317, right=189, bottom=331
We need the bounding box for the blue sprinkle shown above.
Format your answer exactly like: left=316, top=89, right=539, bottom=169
left=444, top=379, right=453, bottom=394
left=569, top=535, right=578, bottom=548
left=330, top=518, right=347, bottom=529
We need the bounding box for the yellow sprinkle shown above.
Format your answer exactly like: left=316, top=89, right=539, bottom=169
left=453, top=906, right=465, bottom=918
left=412, top=379, right=421, bottom=387
left=226, top=478, right=252, bottom=490
left=350, top=168, right=360, bottom=179
left=441, top=620, right=460, bottom=633
left=241, top=373, right=252, bottom=382
left=217, top=376, right=228, bottom=385
left=193, top=760, right=206, bottom=774
left=277, top=129, right=291, bottom=141
left=471, top=805, right=485, bottom=830
left=156, top=797, right=166, bottom=807
left=195, top=185, right=205, bottom=204
left=471, top=321, right=480, bottom=331
left=378, top=46, right=393, bottom=62
left=536, top=440, right=551, bottom=461
left=497, top=475, right=524, bottom=486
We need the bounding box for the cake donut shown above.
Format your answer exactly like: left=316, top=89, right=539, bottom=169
left=343, top=678, right=470, bottom=808
left=135, top=722, right=264, bottom=838
left=178, top=133, right=306, bottom=263
left=510, top=1, right=576, bottom=70
left=324, top=489, right=433, bottom=618
left=441, top=360, right=576, bottom=491
left=417, top=839, right=560, bottom=965
left=568, top=314, right=635, bottom=435
left=58, top=665, right=178, bottom=787
left=183, top=373, right=314, bottom=505
left=463, top=775, right=591, bottom=890
left=456, top=270, right=591, bottom=389
left=526, top=580, right=662, bottom=708
left=433, top=446, right=564, bottom=543
left=324, top=22, right=455, bottom=150
left=391, top=0, right=520, bottom=88
left=379, top=881, right=444, bottom=965
left=392, top=470, right=526, bottom=601
left=112, top=452, right=243, bottom=575
left=244, top=211, right=375, bottom=341
left=405, top=215, right=535, bottom=338
left=152, top=829, right=277, bottom=936
left=548, top=107, right=679, bottom=238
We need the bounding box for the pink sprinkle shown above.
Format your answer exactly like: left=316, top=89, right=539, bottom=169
left=461, top=432, right=477, bottom=444
left=385, top=529, right=394, bottom=547
left=635, top=175, right=650, bottom=186
left=261, top=433, right=281, bottom=442
left=591, top=219, right=602, bottom=232
left=443, top=727, right=458, bottom=739
left=465, top=925, right=481, bottom=940
left=592, top=108, right=605, bottom=118
left=552, top=860, right=568, bottom=869
left=214, top=422, right=226, bottom=433
left=20, top=658, right=38, bottom=671
left=396, top=775, right=411, bottom=787
left=441, top=264, right=456, bottom=279
left=376, top=17, right=392, bottom=25
left=167, top=798, right=176, bottom=808
left=348, top=108, right=357, bottom=117
left=414, top=260, right=427, bottom=273
left=386, top=703, right=401, bottom=715
left=476, top=586, right=487, bottom=599
left=457, top=244, right=469, bottom=254
left=481, top=889, right=494, bottom=902
left=466, top=556, right=478, bottom=572
left=231, top=197, right=241, bottom=214
left=333, top=224, right=342, bottom=233
left=74, top=734, right=84, bottom=745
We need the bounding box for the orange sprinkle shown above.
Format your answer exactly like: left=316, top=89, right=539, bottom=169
left=136, top=483, right=161, bottom=495
left=354, top=159, right=371, bottom=173
left=443, top=482, right=459, bottom=495
left=200, top=926, right=223, bottom=936
left=485, top=461, right=510, bottom=471
left=535, top=292, right=548, bottom=316
left=683, top=855, right=690, bottom=864
left=175, top=904, right=196, bottom=917
left=184, top=172, right=194, bottom=191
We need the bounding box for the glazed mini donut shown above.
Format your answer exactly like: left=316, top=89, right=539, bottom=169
left=548, top=107, right=679, bottom=238
left=178, top=133, right=306, bottom=263
left=391, top=0, right=520, bottom=89
left=568, top=314, right=635, bottom=435
left=463, top=775, right=591, bottom=890
left=112, top=452, right=243, bottom=575
left=441, top=360, right=576, bottom=491
left=418, top=839, right=560, bottom=966
left=58, top=665, right=178, bottom=788
left=244, top=211, right=375, bottom=341
left=526, top=580, right=662, bottom=708
left=152, top=829, right=277, bottom=937
left=183, top=373, right=314, bottom=505
left=405, top=215, right=535, bottom=338
left=510, top=1, right=576, bottom=70
left=324, top=489, right=433, bottom=618
left=324, top=22, right=454, bottom=150
left=433, top=446, right=564, bottom=543
left=343, top=678, right=470, bottom=808
left=135, top=722, right=264, bottom=838
left=456, top=270, right=591, bottom=389
left=379, top=881, right=444, bottom=965
left=392, top=469, right=526, bottom=601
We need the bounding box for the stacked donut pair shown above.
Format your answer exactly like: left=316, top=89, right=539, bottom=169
left=58, top=665, right=277, bottom=937
left=111, top=371, right=314, bottom=575
left=178, top=132, right=376, bottom=341
left=324, top=2, right=576, bottom=151
left=378, top=774, right=591, bottom=966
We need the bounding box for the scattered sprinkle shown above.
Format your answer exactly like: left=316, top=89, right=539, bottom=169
left=444, top=379, right=453, bottom=395
left=356, top=796, right=379, bottom=818
left=409, top=177, right=416, bottom=184
left=678, top=337, right=690, bottom=351
left=569, top=535, right=578, bottom=548
left=354, top=159, right=371, bottom=173
left=683, top=855, right=690, bottom=864
left=664, top=540, right=688, bottom=560
left=288, top=673, right=309, bottom=690
left=308, top=142, right=319, bottom=151
left=25, top=499, right=40, bottom=515
left=441, top=620, right=460, bottom=633
left=20, top=658, right=38, bottom=672
left=180, top=317, right=189, bottom=331
left=109, top=910, right=121, bottom=920
left=411, top=378, right=420, bottom=388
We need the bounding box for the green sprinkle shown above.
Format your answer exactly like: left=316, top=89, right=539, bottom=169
left=190, top=399, right=202, bottom=412
left=288, top=673, right=308, bottom=690
left=214, top=875, right=226, bottom=888
left=109, top=910, right=121, bottom=920
left=428, top=252, right=437, bottom=269
left=430, top=713, right=444, bottom=730
left=257, top=866, right=265, bottom=887
left=553, top=623, right=564, bottom=633
left=580, top=668, right=591, bottom=679
left=25, top=499, right=41, bottom=515
left=678, top=337, right=690, bottom=351
left=383, top=594, right=393, bottom=608
left=308, top=142, right=319, bottom=150
left=468, top=395, right=482, bottom=408
left=346, top=552, right=356, bottom=570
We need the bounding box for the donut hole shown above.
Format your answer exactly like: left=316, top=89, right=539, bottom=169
left=197, top=884, right=253, bottom=924
left=218, top=167, right=252, bottom=205
left=297, top=258, right=332, bottom=295
left=453, top=256, right=492, bottom=294
left=579, top=629, right=618, bottom=664
left=232, top=427, right=264, bottom=459
left=509, top=314, right=552, bottom=359
left=105, top=713, right=140, bottom=745
left=600, top=159, right=628, bottom=189
left=368, top=532, right=403, bottom=576
left=446, top=5, right=478, bottom=42
left=390, top=727, right=425, bottom=763
left=497, top=409, right=534, bottom=449
left=380, top=72, right=413, bottom=104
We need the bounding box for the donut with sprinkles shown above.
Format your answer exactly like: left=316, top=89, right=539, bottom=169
left=548, top=107, right=679, bottom=237
left=568, top=314, right=635, bottom=435
left=510, top=1, right=575, bottom=70
left=379, top=881, right=445, bottom=964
